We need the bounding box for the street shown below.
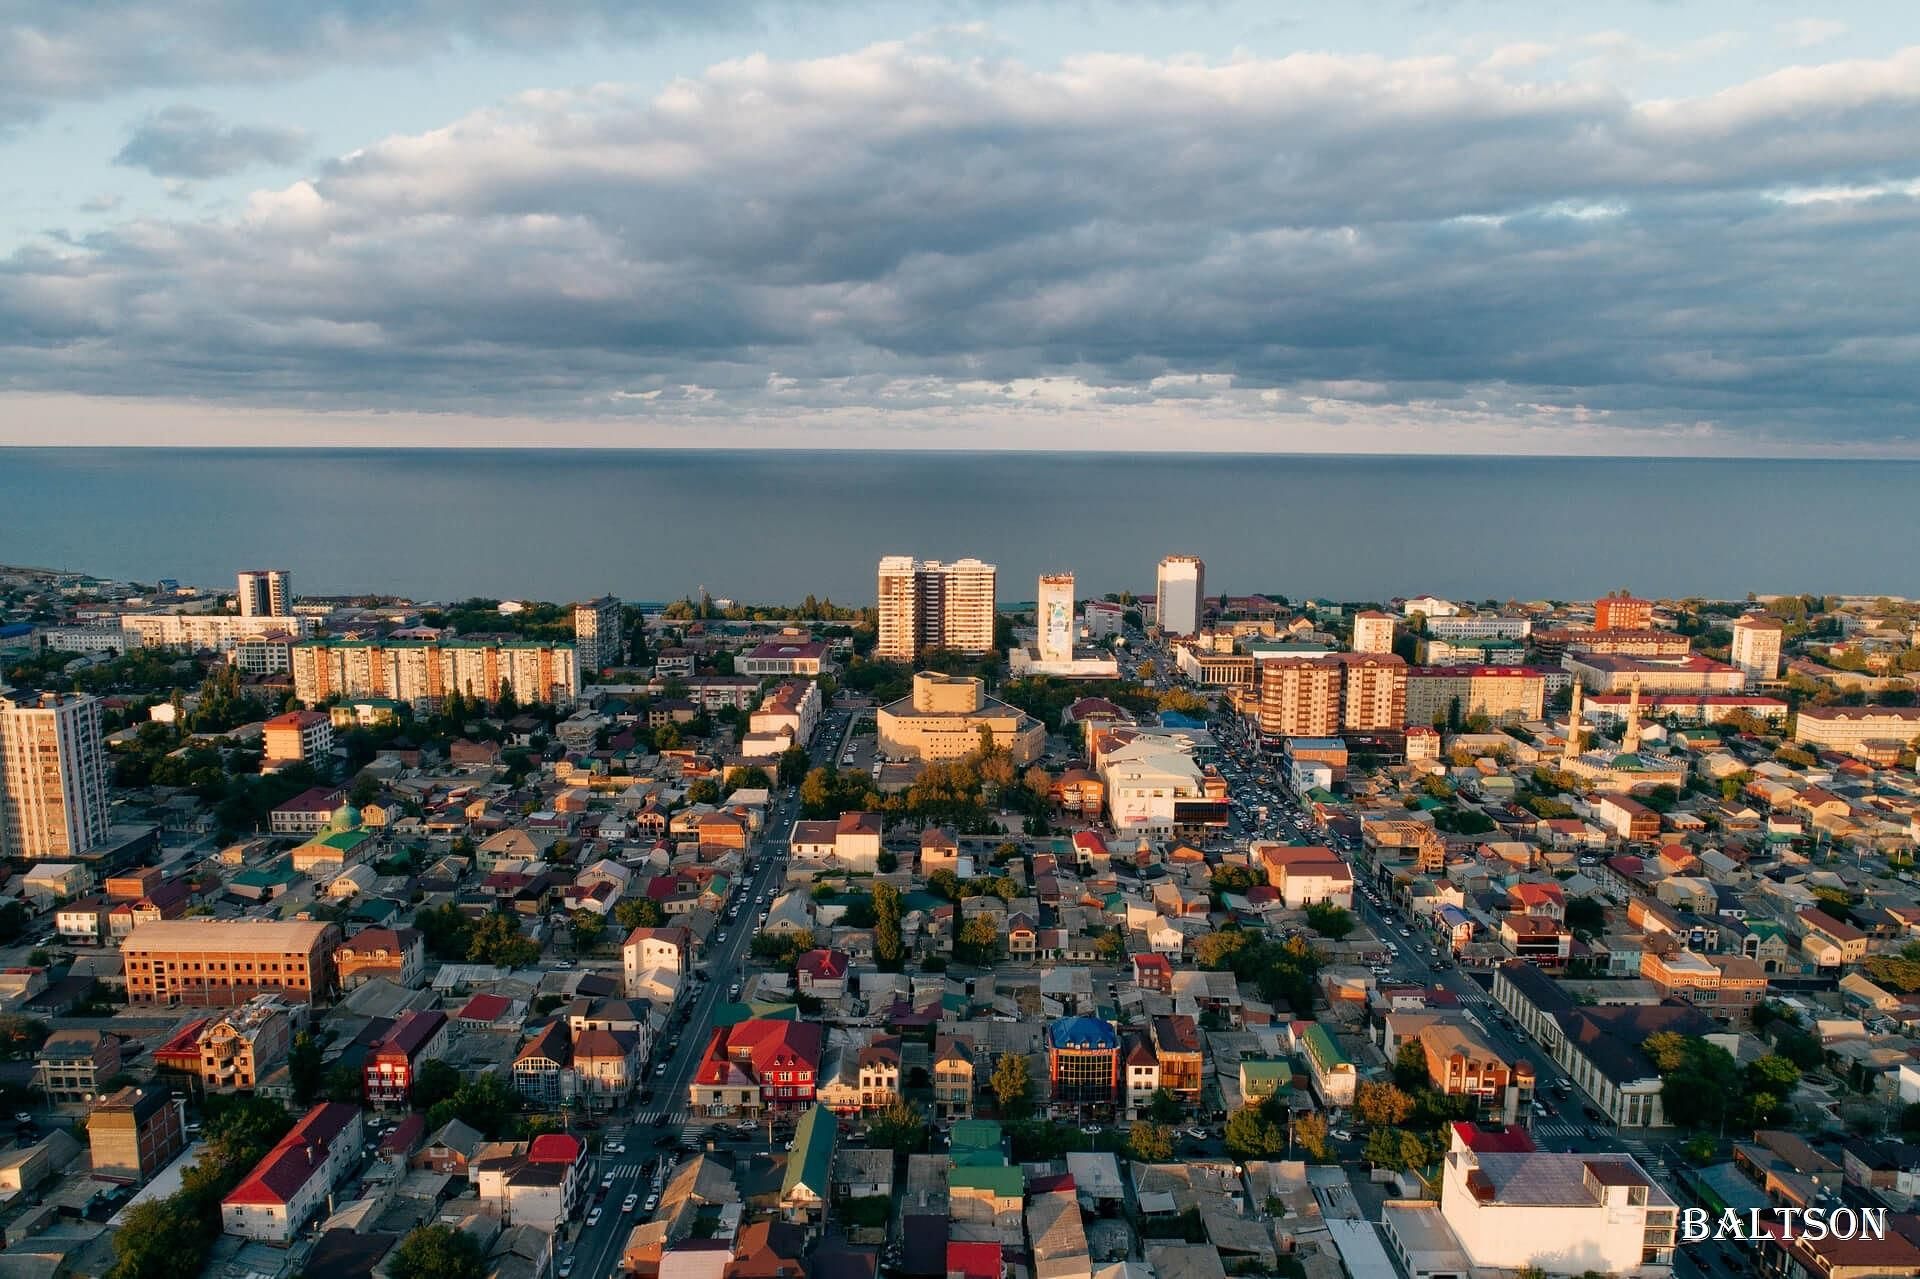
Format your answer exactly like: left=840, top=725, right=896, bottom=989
left=559, top=776, right=806, bottom=1277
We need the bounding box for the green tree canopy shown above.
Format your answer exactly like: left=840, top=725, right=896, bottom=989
left=390, top=1224, right=487, bottom=1279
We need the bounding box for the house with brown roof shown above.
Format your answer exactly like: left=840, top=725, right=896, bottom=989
left=334, top=927, right=425, bottom=990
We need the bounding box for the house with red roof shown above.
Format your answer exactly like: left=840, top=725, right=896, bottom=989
left=688, top=1019, right=824, bottom=1115
left=795, top=949, right=850, bottom=999
left=1507, top=882, right=1566, bottom=921
left=221, top=1102, right=365, bottom=1241
left=1132, top=953, right=1173, bottom=993
left=1449, top=1120, right=1536, bottom=1155
left=456, top=991, right=517, bottom=1030
left=364, top=1009, right=448, bottom=1107
left=946, top=1240, right=1003, bottom=1279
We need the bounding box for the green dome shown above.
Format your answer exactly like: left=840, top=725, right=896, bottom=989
left=1610, top=752, right=1646, bottom=771
left=329, top=802, right=363, bottom=832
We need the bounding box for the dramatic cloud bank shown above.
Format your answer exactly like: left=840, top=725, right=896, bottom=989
left=5, top=38, right=1920, bottom=449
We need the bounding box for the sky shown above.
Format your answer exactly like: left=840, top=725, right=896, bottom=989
left=1, top=1, right=1918, bottom=455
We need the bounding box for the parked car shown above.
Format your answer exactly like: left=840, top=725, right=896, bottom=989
left=622, top=1193, right=638, bottom=1212
left=586, top=1208, right=602, bottom=1228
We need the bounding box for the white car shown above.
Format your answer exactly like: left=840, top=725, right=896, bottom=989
left=586, top=1208, right=602, bottom=1227
left=622, top=1193, right=639, bottom=1212
left=558, top=1257, right=574, bottom=1278
left=644, top=1193, right=660, bottom=1213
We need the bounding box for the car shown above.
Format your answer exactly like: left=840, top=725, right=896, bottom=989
left=606, top=1142, right=625, bottom=1155
left=601, top=1172, right=617, bottom=1188
left=654, top=1063, right=668, bottom=1076
left=1080, top=1124, right=1102, bottom=1135
left=1398, top=927, right=1412, bottom=937
left=1330, top=1129, right=1353, bottom=1142
left=586, top=1207, right=602, bottom=1227
left=12, top=1112, right=32, bottom=1125
left=622, top=1193, right=639, bottom=1212
left=1184, top=1127, right=1209, bottom=1141
left=716, top=932, right=729, bottom=943
left=644, top=1193, right=660, bottom=1213
left=558, top=1257, right=574, bottom=1278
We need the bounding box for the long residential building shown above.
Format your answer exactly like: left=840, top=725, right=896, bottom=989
left=0, top=690, right=110, bottom=862
left=221, top=1102, right=364, bottom=1242
left=120, top=612, right=316, bottom=653
left=1794, top=705, right=1920, bottom=756
left=1405, top=666, right=1548, bottom=727
left=292, top=637, right=581, bottom=710
left=875, top=556, right=997, bottom=661
left=122, top=919, right=341, bottom=1006
left=1561, top=652, right=1745, bottom=695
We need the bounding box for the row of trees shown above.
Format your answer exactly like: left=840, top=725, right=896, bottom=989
left=414, top=903, right=540, bottom=967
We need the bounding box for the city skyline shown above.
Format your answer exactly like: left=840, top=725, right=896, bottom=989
left=3, top=2, right=1919, bottom=455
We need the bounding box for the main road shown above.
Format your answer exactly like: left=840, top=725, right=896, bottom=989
left=563, top=780, right=804, bottom=1278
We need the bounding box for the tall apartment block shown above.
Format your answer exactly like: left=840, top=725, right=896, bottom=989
left=1251, top=653, right=1407, bottom=739
left=236, top=570, right=292, bottom=618
left=573, top=595, right=623, bottom=675
left=876, top=557, right=998, bottom=661
left=0, top=690, right=110, bottom=861
left=1352, top=611, right=1396, bottom=654
left=1155, top=555, right=1206, bottom=637
left=1037, top=573, right=1076, bottom=664
left=1729, top=615, right=1784, bottom=682
left=1593, top=592, right=1653, bottom=631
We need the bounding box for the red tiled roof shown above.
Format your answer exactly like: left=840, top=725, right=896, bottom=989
left=458, top=993, right=511, bottom=1023
left=223, top=1103, right=360, bottom=1207
left=1451, top=1121, right=1536, bottom=1153
left=372, top=1010, right=446, bottom=1061
left=795, top=949, right=850, bottom=979
left=947, top=1241, right=1002, bottom=1279
left=527, top=1132, right=585, bottom=1165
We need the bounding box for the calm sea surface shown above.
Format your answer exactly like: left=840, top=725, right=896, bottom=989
left=1, top=450, right=1914, bottom=604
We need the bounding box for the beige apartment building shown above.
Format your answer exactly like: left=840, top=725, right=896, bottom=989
left=1253, top=655, right=1343, bottom=739
left=262, top=710, right=333, bottom=768
left=876, top=556, right=998, bottom=660
left=877, top=672, right=1045, bottom=764
left=1730, top=615, right=1784, bottom=682
left=0, top=690, right=110, bottom=862
left=236, top=570, right=293, bottom=618
left=572, top=595, right=622, bottom=675
left=292, top=637, right=581, bottom=711
left=1405, top=666, right=1548, bottom=727
left=1351, top=611, right=1395, bottom=654
left=122, top=919, right=341, bottom=1006
left=1794, top=705, right=1920, bottom=757
left=1340, top=653, right=1408, bottom=731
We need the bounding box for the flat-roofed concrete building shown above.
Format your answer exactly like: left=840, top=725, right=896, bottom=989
left=1729, top=615, right=1784, bottom=682
left=88, top=1085, right=187, bottom=1184
left=0, top=690, right=110, bottom=862
left=1794, top=705, right=1920, bottom=757
left=123, top=919, right=342, bottom=1006
left=877, top=672, right=1044, bottom=764
left=572, top=594, right=622, bottom=675
left=876, top=556, right=998, bottom=661
left=1155, top=556, right=1206, bottom=637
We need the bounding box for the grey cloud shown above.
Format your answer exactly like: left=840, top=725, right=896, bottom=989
left=113, top=106, right=307, bottom=178
left=4, top=43, right=1920, bottom=446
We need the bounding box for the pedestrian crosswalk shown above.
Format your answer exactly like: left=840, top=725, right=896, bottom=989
left=1532, top=1121, right=1586, bottom=1140
left=632, top=1105, right=690, bottom=1126
left=604, top=1161, right=652, bottom=1178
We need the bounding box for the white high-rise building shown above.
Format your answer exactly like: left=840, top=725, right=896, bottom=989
left=1155, top=555, right=1206, bottom=637
left=1729, top=615, right=1784, bottom=682
left=236, top=570, right=292, bottom=618
left=1037, top=573, right=1076, bottom=664
left=573, top=595, right=623, bottom=676
left=875, top=557, right=998, bottom=661
left=0, top=690, right=111, bottom=862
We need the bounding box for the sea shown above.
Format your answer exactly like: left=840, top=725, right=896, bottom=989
left=2, top=449, right=1915, bottom=605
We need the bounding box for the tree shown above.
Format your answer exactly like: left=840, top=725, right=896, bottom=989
left=956, top=915, right=1000, bottom=964
left=1392, top=1040, right=1429, bottom=1093
left=1292, top=1112, right=1329, bottom=1161
left=867, top=1097, right=929, bottom=1153
left=1305, top=903, right=1355, bottom=940
left=877, top=849, right=899, bottom=874
left=107, top=1198, right=207, bottom=1279
left=725, top=765, right=772, bottom=791
left=1355, top=1081, right=1416, bottom=1128
left=686, top=779, right=721, bottom=805
left=1128, top=1122, right=1175, bottom=1161
left=288, top=1031, right=324, bottom=1105
left=570, top=909, right=608, bottom=952
left=1147, top=1087, right=1185, bottom=1125
left=873, top=881, right=904, bottom=970
left=412, top=1059, right=462, bottom=1111
left=777, top=745, right=811, bottom=787
left=1565, top=896, right=1606, bottom=935
left=615, top=897, right=664, bottom=930
left=390, top=1224, right=487, bottom=1279
left=467, top=911, right=539, bottom=968
left=991, top=1052, right=1032, bottom=1118
left=928, top=868, right=960, bottom=900
left=415, top=901, right=476, bottom=961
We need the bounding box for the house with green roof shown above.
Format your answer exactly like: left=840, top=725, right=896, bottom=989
left=231, top=859, right=301, bottom=901
left=1239, top=1058, right=1294, bottom=1104
left=947, top=1119, right=1006, bottom=1167
left=779, top=1104, right=837, bottom=1229
left=949, top=1163, right=1025, bottom=1225
left=1297, top=1021, right=1356, bottom=1107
